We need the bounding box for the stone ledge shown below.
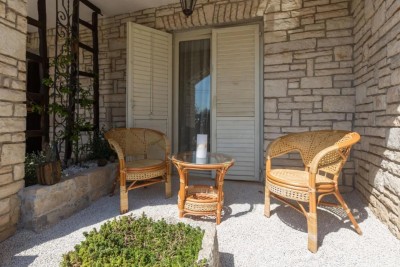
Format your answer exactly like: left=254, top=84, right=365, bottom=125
left=19, top=163, right=117, bottom=232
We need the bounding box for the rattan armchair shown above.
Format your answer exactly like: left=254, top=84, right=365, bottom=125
left=105, top=128, right=172, bottom=214
left=264, top=130, right=362, bottom=253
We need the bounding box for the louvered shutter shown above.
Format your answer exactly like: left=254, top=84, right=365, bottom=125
left=126, top=22, right=172, bottom=137
left=211, top=25, right=261, bottom=181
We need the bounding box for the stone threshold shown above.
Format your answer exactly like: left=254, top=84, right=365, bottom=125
left=19, top=163, right=117, bottom=232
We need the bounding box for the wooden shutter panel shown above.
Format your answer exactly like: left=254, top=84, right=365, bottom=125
left=211, top=25, right=260, bottom=181
left=126, top=22, right=172, bottom=137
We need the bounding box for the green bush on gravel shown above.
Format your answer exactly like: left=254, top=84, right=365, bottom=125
left=61, top=214, right=206, bottom=267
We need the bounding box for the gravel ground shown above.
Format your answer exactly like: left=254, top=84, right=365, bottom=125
left=0, top=176, right=399, bottom=267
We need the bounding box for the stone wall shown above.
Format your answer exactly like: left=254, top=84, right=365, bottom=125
left=20, top=164, right=117, bottom=232
left=29, top=3, right=358, bottom=180
left=91, top=0, right=356, bottom=184
left=27, top=2, right=358, bottom=178
left=0, top=0, right=27, bottom=241
left=261, top=0, right=355, bottom=184
left=352, top=0, right=400, bottom=238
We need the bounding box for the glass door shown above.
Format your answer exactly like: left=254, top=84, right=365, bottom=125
left=177, top=39, right=211, bottom=152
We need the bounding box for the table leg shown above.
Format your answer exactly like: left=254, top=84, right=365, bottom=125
left=216, top=169, right=225, bottom=225
left=178, top=168, right=187, bottom=218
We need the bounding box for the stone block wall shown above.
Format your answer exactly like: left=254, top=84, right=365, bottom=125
left=262, top=0, right=355, bottom=184
left=90, top=0, right=356, bottom=184
left=352, top=0, right=400, bottom=238
left=20, top=164, right=117, bottom=232
left=0, top=0, right=27, bottom=241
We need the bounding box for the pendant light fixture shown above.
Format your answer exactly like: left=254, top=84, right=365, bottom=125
left=180, top=0, right=197, bottom=17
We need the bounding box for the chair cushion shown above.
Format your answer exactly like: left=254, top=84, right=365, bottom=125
left=269, top=169, right=335, bottom=188
left=126, top=159, right=165, bottom=170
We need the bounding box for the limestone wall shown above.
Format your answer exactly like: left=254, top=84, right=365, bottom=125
left=352, top=0, right=400, bottom=238
left=91, top=0, right=356, bottom=184
left=20, top=164, right=117, bottom=232
left=27, top=1, right=356, bottom=177
left=0, top=0, right=27, bottom=241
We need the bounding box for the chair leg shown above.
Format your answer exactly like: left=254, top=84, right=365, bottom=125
left=307, top=212, right=318, bottom=253
left=264, top=183, right=271, bottom=218
left=334, top=189, right=362, bottom=235
left=120, top=186, right=128, bottom=214
left=120, top=172, right=128, bottom=214
left=308, top=193, right=318, bottom=253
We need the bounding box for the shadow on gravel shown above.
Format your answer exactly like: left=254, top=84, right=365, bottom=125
left=271, top=191, right=368, bottom=247
left=220, top=252, right=235, bottom=267
left=7, top=256, right=37, bottom=267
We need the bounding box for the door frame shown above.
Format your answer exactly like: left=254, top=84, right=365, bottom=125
left=172, top=23, right=264, bottom=181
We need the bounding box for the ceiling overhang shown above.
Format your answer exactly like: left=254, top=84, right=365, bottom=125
left=28, top=0, right=179, bottom=31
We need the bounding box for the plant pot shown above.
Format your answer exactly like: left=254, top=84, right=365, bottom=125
left=97, top=158, right=108, bottom=166
left=36, top=160, right=62, bottom=185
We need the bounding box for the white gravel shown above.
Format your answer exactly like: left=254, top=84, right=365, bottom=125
left=0, top=176, right=399, bottom=267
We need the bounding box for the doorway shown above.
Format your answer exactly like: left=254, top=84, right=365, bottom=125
left=177, top=38, right=211, bottom=152
left=174, top=25, right=261, bottom=181
left=126, top=22, right=262, bottom=181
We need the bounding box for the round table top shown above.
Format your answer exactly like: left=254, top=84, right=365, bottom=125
left=171, top=151, right=234, bottom=166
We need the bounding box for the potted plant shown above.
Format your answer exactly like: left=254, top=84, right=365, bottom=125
left=89, top=129, right=114, bottom=166
left=36, top=142, right=62, bottom=185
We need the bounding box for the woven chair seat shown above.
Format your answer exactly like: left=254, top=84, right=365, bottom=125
left=268, top=169, right=335, bottom=202
left=179, top=185, right=223, bottom=213
left=126, top=159, right=165, bottom=170
left=269, top=169, right=335, bottom=188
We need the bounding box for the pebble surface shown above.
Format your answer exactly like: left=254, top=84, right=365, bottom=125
left=0, top=176, right=399, bottom=267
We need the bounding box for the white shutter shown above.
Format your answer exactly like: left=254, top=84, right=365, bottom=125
left=211, top=25, right=260, bottom=181
left=126, top=22, right=172, bottom=137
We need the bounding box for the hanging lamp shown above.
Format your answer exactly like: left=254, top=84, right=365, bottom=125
left=180, top=0, right=197, bottom=17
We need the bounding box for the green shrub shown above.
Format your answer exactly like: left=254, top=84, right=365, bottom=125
left=87, top=128, right=115, bottom=161
left=61, top=214, right=206, bottom=267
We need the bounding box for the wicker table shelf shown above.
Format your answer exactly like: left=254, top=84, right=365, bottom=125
left=171, top=152, right=234, bottom=225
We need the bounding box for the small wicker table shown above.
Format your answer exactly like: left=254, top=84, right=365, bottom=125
left=171, top=152, right=234, bottom=225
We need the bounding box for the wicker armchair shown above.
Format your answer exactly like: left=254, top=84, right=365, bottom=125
left=105, top=128, right=172, bottom=214
left=264, top=130, right=362, bottom=253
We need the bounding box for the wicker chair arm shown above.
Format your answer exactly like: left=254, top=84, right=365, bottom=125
left=106, top=138, right=125, bottom=162
left=162, top=134, right=171, bottom=162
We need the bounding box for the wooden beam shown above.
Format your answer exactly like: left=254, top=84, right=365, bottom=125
left=26, top=51, right=43, bottom=62
left=78, top=70, right=95, bottom=77
left=78, top=42, right=94, bottom=53
left=27, top=16, right=41, bottom=28
left=38, top=0, right=49, bottom=143
left=80, top=0, right=102, bottom=14
left=92, top=11, right=99, bottom=131
left=79, top=18, right=94, bottom=31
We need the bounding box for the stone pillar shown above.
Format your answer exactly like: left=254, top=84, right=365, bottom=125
left=0, top=0, right=27, bottom=241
